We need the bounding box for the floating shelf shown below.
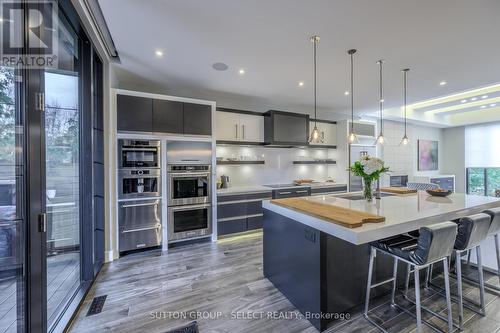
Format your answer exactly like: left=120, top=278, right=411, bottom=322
left=292, top=160, right=336, bottom=165
left=217, top=160, right=265, bottom=165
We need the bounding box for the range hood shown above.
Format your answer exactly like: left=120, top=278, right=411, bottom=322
left=263, top=110, right=310, bottom=147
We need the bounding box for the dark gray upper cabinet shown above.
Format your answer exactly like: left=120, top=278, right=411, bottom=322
left=183, top=102, right=212, bottom=135
left=117, top=95, right=153, bottom=132
left=152, top=99, right=183, bottom=134
left=264, top=110, right=309, bottom=146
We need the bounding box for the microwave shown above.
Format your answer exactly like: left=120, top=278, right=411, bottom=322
left=118, top=139, right=160, bottom=169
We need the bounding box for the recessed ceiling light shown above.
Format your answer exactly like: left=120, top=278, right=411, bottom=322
left=460, top=99, right=467, bottom=103
left=298, top=81, right=305, bottom=87
left=471, top=97, right=477, bottom=101
left=482, top=95, right=488, bottom=99
left=212, top=62, right=228, bottom=71
left=344, top=91, right=350, bottom=96
left=490, top=103, right=497, bottom=107
left=380, top=99, right=385, bottom=103
left=439, top=81, right=447, bottom=86
left=155, top=50, right=163, bottom=57
left=238, top=69, right=245, bottom=75
left=481, top=105, right=487, bottom=109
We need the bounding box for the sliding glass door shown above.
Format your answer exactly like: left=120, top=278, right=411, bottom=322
left=44, top=13, right=81, bottom=328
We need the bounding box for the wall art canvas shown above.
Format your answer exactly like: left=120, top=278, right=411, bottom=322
left=418, top=140, right=438, bottom=171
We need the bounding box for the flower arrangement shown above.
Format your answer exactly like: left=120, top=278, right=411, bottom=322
left=349, top=155, right=390, bottom=201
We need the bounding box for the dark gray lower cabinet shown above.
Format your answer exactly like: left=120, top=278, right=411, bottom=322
left=152, top=99, right=183, bottom=133
left=310, top=185, right=348, bottom=196
left=184, top=102, right=212, bottom=135
left=217, top=191, right=271, bottom=236
left=271, top=188, right=310, bottom=199
left=117, top=94, right=153, bottom=132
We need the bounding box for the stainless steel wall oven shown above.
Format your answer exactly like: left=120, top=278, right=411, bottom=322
left=119, top=139, right=160, bottom=168
left=167, top=165, right=211, bottom=206
left=167, top=203, right=212, bottom=242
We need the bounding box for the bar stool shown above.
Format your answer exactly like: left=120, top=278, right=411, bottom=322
left=462, top=207, right=500, bottom=292
left=427, top=213, right=492, bottom=329
left=364, top=222, right=458, bottom=333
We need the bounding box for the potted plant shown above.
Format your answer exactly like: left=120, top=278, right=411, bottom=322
left=349, top=155, right=390, bottom=201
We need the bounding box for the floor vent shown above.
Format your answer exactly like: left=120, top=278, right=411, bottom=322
left=86, top=295, right=107, bottom=316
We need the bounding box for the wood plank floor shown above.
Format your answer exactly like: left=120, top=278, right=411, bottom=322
left=68, top=232, right=500, bottom=333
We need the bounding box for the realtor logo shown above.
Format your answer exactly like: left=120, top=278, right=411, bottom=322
left=0, top=0, right=58, bottom=68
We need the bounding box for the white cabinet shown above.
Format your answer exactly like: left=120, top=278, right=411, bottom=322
left=216, top=111, right=264, bottom=143
left=309, top=121, right=337, bottom=146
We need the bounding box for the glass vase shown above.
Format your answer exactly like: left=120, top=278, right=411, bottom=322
left=363, top=178, right=373, bottom=202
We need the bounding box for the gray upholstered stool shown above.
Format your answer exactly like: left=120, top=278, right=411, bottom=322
left=462, top=207, right=500, bottom=292
left=427, top=212, right=492, bottom=329
left=364, top=222, right=457, bottom=333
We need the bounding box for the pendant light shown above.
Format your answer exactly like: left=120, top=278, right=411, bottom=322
left=375, top=60, right=386, bottom=145
left=347, top=49, right=358, bottom=144
left=309, top=35, right=321, bottom=143
left=400, top=68, right=410, bottom=146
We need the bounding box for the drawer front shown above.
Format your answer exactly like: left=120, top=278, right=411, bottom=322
left=310, top=186, right=348, bottom=195
left=217, top=202, right=247, bottom=219
left=218, top=218, right=247, bottom=236
left=119, top=224, right=161, bottom=252
left=217, top=194, right=247, bottom=203
left=246, top=200, right=263, bottom=216
left=247, top=215, right=263, bottom=230
left=245, top=191, right=272, bottom=200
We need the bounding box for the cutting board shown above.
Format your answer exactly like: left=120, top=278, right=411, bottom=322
left=380, top=187, right=417, bottom=194
left=271, top=197, right=385, bottom=228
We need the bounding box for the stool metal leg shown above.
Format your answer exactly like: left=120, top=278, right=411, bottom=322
left=414, top=266, right=422, bottom=333
left=391, top=258, right=398, bottom=306
left=495, top=234, right=500, bottom=285
left=455, top=250, right=464, bottom=329
left=476, top=245, right=486, bottom=314
left=425, top=263, right=432, bottom=289
left=466, top=249, right=471, bottom=266
left=405, top=263, right=411, bottom=297
left=443, top=257, right=453, bottom=333
left=364, top=247, right=375, bottom=317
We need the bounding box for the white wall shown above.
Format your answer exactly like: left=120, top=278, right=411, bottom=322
left=378, top=120, right=444, bottom=186
left=216, top=146, right=343, bottom=186
left=442, top=127, right=466, bottom=192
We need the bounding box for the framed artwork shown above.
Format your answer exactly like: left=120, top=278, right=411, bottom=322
left=418, top=140, right=438, bottom=171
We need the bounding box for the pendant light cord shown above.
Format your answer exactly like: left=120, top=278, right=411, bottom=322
left=403, top=69, right=408, bottom=135
left=313, top=38, right=317, bottom=126
left=378, top=60, right=384, bottom=134
left=350, top=52, right=354, bottom=131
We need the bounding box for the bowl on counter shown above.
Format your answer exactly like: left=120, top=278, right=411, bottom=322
left=426, top=189, right=452, bottom=197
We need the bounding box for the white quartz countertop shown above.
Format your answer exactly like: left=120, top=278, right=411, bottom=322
left=263, top=192, right=500, bottom=245
left=217, top=185, right=272, bottom=196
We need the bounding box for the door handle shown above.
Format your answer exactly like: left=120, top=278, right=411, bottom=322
left=296, top=190, right=309, bottom=194
left=122, top=224, right=161, bottom=233
left=235, top=124, right=238, bottom=139
left=242, top=124, right=245, bottom=140
left=38, top=213, right=47, bottom=232
left=121, top=202, right=159, bottom=208
left=278, top=191, right=292, bottom=195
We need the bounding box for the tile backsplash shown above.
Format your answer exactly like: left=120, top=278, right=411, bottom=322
left=216, top=145, right=342, bottom=186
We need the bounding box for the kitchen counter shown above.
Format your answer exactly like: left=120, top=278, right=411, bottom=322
left=216, top=185, right=271, bottom=196
left=263, top=192, right=500, bottom=245
left=262, top=192, right=500, bottom=331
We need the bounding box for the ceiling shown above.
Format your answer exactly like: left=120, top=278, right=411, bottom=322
left=99, top=0, right=500, bottom=127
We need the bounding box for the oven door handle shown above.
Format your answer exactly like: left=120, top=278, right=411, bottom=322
left=121, top=202, right=159, bottom=208
left=122, top=224, right=161, bottom=233
left=170, top=204, right=211, bottom=211
left=169, top=173, right=211, bottom=178
left=121, top=147, right=158, bottom=152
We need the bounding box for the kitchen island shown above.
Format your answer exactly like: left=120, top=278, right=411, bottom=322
left=262, top=192, right=500, bottom=331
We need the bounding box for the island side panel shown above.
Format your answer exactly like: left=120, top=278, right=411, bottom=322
left=263, top=209, right=324, bottom=330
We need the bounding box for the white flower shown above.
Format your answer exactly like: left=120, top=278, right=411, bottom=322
left=359, top=155, right=385, bottom=175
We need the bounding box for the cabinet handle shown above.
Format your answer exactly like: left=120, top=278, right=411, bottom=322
left=278, top=191, right=292, bottom=195
left=296, top=190, right=309, bottom=194
left=235, top=124, right=238, bottom=139
left=242, top=124, right=245, bottom=140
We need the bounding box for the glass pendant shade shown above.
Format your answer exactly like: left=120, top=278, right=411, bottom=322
left=310, top=125, right=320, bottom=143
left=375, top=133, right=386, bottom=145
left=400, top=134, right=410, bottom=146
left=348, top=131, right=358, bottom=144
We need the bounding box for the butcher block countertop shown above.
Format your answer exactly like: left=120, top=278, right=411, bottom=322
left=263, top=192, right=500, bottom=245
left=271, top=197, right=385, bottom=228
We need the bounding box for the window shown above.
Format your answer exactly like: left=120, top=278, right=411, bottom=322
left=466, top=168, right=500, bottom=197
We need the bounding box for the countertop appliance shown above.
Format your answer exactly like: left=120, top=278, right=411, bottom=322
left=167, top=165, right=211, bottom=206
left=389, top=175, right=408, bottom=187
left=118, top=139, right=160, bottom=169
left=117, top=138, right=162, bottom=254
left=220, top=175, right=229, bottom=189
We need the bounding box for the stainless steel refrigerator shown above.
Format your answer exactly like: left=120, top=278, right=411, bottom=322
left=349, top=145, right=377, bottom=192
